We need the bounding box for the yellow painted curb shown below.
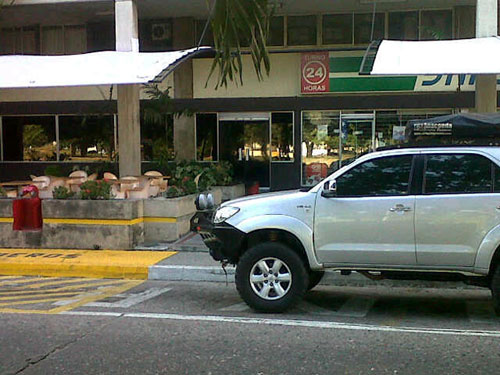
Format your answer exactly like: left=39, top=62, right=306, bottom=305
left=0, top=249, right=177, bottom=280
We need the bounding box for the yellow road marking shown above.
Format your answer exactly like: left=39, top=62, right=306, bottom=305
left=0, top=296, right=77, bottom=307
left=0, top=276, right=17, bottom=280
left=0, top=291, right=82, bottom=301
left=0, top=277, right=87, bottom=288
left=0, top=278, right=143, bottom=314
left=0, top=280, right=126, bottom=295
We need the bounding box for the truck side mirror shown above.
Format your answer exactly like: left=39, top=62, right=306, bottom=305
left=321, top=180, right=337, bottom=198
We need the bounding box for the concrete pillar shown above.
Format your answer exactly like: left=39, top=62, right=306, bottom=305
left=172, top=17, right=196, bottom=161
left=115, top=0, right=141, bottom=176
left=475, top=0, right=498, bottom=113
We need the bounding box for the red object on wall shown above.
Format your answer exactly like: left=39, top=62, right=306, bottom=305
left=13, top=185, right=43, bottom=231
left=305, top=163, right=328, bottom=179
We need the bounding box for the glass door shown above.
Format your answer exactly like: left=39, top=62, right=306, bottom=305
left=338, top=112, right=376, bottom=169
left=219, top=113, right=270, bottom=188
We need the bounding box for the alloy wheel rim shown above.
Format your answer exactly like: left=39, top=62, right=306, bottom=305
left=249, top=257, right=292, bottom=301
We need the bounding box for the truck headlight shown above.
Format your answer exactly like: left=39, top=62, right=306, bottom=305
left=213, top=206, right=240, bottom=224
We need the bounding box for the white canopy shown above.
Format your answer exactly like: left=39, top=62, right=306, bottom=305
left=0, top=47, right=212, bottom=88
left=362, top=37, right=500, bottom=76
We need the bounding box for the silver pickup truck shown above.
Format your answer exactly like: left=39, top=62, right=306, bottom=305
left=192, top=147, right=500, bottom=314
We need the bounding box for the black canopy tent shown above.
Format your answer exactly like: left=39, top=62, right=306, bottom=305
left=405, top=113, right=500, bottom=143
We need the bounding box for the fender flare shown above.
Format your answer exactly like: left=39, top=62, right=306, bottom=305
left=234, top=215, right=322, bottom=270
left=475, top=224, right=500, bottom=274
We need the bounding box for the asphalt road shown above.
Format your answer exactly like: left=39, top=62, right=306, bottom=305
left=1, top=277, right=500, bottom=375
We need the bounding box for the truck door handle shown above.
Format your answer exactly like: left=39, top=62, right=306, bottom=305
left=389, top=204, right=412, bottom=213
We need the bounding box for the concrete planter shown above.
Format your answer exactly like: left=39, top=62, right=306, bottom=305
left=0, top=199, right=143, bottom=250
left=215, top=184, right=246, bottom=202
left=142, top=194, right=197, bottom=245
left=0, top=195, right=199, bottom=249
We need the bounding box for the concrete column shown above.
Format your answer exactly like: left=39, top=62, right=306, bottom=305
left=475, top=0, right=498, bottom=113
left=115, top=0, right=141, bottom=176
left=172, top=17, right=196, bottom=161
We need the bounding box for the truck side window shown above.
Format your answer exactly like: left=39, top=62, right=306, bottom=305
left=424, top=154, right=492, bottom=194
left=336, top=155, right=413, bottom=197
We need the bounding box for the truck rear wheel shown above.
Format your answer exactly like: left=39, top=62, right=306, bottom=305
left=235, top=242, right=309, bottom=313
left=491, top=265, right=500, bottom=316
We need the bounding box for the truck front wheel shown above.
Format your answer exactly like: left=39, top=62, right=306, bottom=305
left=235, top=242, right=309, bottom=313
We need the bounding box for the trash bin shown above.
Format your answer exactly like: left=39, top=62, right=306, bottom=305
left=13, top=185, right=43, bottom=231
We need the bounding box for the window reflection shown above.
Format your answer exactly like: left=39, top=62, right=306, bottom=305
left=336, top=156, right=413, bottom=197
left=302, top=111, right=340, bottom=186
left=389, top=11, right=419, bottom=40
left=287, top=16, right=317, bottom=46
left=141, top=114, right=174, bottom=162
left=196, top=113, right=218, bottom=162
left=2, top=116, right=56, bottom=161
left=59, top=115, right=115, bottom=161
left=271, top=113, right=294, bottom=162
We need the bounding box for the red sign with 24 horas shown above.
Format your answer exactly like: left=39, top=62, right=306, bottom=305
left=301, top=52, right=330, bottom=94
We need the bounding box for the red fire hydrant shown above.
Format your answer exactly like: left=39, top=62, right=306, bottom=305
left=13, top=185, right=43, bottom=231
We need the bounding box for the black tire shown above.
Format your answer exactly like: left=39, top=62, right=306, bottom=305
left=308, top=271, right=325, bottom=290
left=235, top=242, right=309, bottom=313
left=491, top=265, right=500, bottom=316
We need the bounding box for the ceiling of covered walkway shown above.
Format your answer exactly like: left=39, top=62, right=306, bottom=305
left=1, top=0, right=476, bottom=28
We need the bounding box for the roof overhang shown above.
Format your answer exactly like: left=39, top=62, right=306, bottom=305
left=0, top=47, right=213, bottom=89
left=360, top=37, right=500, bottom=76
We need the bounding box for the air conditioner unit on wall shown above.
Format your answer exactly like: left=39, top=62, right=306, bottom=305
left=151, top=23, right=171, bottom=41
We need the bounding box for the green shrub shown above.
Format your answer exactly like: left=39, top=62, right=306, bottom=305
left=52, top=186, right=74, bottom=199
left=0, top=187, right=6, bottom=198
left=79, top=180, right=112, bottom=200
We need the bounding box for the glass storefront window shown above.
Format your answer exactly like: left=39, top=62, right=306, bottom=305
left=141, top=114, right=174, bottom=162
left=301, top=111, right=340, bottom=186
left=268, top=16, right=284, bottom=46
left=322, top=14, right=352, bottom=45
left=2, top=116, right=56, bottom=161
left=420, top=10, right=453, bottom=40
left=354, top=13, right=385, bottom=44
left=271, top=113, right=294, bottom=162
left=59, top=115, right=115, bottom=161
left=388, top=11, right=419, bottom=40
left=287, top=15, right=317, bottom=46
left=196, top=113, right=218, bottom=162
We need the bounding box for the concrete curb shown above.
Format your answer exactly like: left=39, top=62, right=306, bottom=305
left=148, top=265, right=483, bottom=289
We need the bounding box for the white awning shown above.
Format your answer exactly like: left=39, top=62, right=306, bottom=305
left=360, top=37, right=500, bottom=76
left=0, top=47, right=212, bottom=89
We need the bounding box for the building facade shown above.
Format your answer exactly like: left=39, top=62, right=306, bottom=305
left=0, top=0, right=497, bottom=190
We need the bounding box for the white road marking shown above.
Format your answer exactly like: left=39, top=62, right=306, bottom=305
left=466, top=301, right=497, bottom=324
left=84, top=287, right=172, bottom=308
left=60, top=311, right=500, bottom=338
left=62, top=311, right=123, bottom=317
left=335, top=297, right=376, bottom=318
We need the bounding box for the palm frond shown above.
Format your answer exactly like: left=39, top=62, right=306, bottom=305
left=207, top=0, right=272, bottom=89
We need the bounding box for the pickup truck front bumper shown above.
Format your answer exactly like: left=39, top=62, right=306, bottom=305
left=190, top=211, right=246, bottom=264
